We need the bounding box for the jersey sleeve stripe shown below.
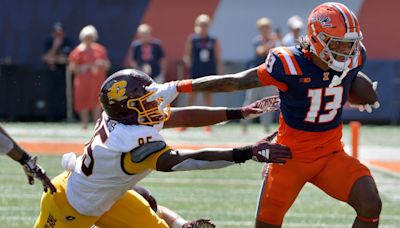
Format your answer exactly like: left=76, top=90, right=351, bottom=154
left=272, top=48, right=292, bottom=75
left=282, top=47, right=303, bottom=75
left=257, top=64, right=288, bottom=92
left=274, top=47, right=302, bottom=75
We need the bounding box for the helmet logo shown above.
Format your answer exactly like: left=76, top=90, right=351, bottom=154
left=312, top=14, right=332, bottom=28
left=107, top=80, right=128, bottom=104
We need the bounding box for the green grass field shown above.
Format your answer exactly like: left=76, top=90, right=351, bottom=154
left=0, top=123, right=399, bottom=227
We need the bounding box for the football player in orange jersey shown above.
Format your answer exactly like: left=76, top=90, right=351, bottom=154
left=146, top=2, right=381, bottom=227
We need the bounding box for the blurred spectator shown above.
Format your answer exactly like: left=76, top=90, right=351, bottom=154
left=68, top=25, right=110, bottom=129
left=42, top=22, right=73, bottom=121
left=181, top=14, right=223, bottom=132
left=242, top=17, right=278, bottom=133
left=282, top=16, right=304, bottom=46
left=127, top=24, right=167, bottom=83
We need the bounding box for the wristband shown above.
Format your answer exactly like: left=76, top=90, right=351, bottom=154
left=232, top=146, right=252, bottom=163
left=226, top=108, right=243, bottom=120
left=176, top=79, right=193, bottom=93
left=18, top=152, right=31, bottom=165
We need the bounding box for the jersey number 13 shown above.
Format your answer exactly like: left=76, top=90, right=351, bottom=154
left=305, top=86, right=343, bottom=123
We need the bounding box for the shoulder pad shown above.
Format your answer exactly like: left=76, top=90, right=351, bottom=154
left=130, top=141, right=167, bottom=163
left=271, top=47, right=303, bottom=75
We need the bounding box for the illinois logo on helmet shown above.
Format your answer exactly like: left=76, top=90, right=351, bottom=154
left=99, top=69, right=170, bottom=125
left=306, top=2, right=362, bottom=74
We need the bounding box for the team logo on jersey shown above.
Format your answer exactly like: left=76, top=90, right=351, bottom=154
left=323, top=72, right=330, bottom=81
left=312, top=14, right=332, bottom=28
left=107, top=80, right=128, bottom=104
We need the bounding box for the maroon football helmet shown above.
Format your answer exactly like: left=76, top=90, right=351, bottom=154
left=99, top=69, right=169, bottom=125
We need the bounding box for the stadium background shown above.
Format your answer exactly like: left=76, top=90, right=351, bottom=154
left=0, top=0, right=399, bottom=123
left=0, top=1, right=399, bottom=227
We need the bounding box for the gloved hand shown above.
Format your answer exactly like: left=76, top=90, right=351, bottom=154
left=350, top=81, right=380, bottom=113
left=22, top=156, right=57, bottom=194
left=146, top=82, right=179, bottom=111
left=241, top=95, right=280, bottom=119
left=251, top=131, right=291, bottom=163
left=183, top=219, right=215, bottom=228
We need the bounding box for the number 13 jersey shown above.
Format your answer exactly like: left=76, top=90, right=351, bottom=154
left=257, top=44, right=366, bottom=161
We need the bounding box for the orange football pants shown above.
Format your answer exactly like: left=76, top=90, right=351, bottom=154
left=256, top=150, right=371, bottom=225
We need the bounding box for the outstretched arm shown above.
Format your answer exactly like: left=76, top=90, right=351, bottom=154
left=164, top=95, right=280, bottom=128
left=155, top=132, right=290, bottom=172
left=146, top=67, right=266, bottom=110
left=0, top=126, right=56, bottom=193
left=188, top=67, right=262, bottom=92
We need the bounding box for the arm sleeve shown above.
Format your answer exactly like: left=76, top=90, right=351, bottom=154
left=257, top=51, right=288, bottom=92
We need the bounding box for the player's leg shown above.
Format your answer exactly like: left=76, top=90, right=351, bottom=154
left=132, top=186, right=215, bottom=228
left=91, top=106, right=102, bottom=123
left=89, top=75, right=105, bottom=122
left=310, top=151, right=381, bottom=228
left=157, top=205, right=215, bottom=228
left=95, top=190, right=168, bottom=228
left=255, top=160, right=317, bottom=227
left=348, top=176, right=381, bottom=228
left=79, top=109, right=89, bottom=130
left=34, top=172, right=98, bottom=228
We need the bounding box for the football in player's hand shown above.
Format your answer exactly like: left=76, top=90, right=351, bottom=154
left=348, top=72, right=378, bottom=105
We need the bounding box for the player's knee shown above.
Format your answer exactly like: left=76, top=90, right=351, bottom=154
left=357, top=194, right=382, bottom=217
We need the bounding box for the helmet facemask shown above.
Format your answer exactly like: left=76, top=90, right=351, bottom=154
left=127, top=92, right=170, bottom=125
left=314, top=32, right=361, bottom=72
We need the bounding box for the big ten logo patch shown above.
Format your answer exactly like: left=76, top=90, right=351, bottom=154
left=107, top=80, right=128, bottom=104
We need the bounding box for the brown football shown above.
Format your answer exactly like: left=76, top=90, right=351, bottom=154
left=348, top=72, right=378, bottom=105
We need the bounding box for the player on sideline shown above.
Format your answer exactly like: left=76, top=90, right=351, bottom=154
left=146, top=2, right=381, bottom=227
left=34, top=69, right=291, bottom=227
left=0, top=125, right=56, bottom=193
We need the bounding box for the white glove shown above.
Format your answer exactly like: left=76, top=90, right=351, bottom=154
left=359, top=81, right=379, bottom=113
left=146, top=82, right=179, bottom=111
left=350, top=81, right=380, bottom=113
left=357, top=101, right=380, bottom=113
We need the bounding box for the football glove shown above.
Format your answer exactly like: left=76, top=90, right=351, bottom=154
left=251, top=131, right=291, bottom=164
left=22, top=156, right=56, bottom=194
left=146, top=82, right=179, bottom=111
left=183, top=219, right=216, bottom=228
left=241, top=95, right=280, bottom=119
left=350, top=81, right=380, bottom=113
